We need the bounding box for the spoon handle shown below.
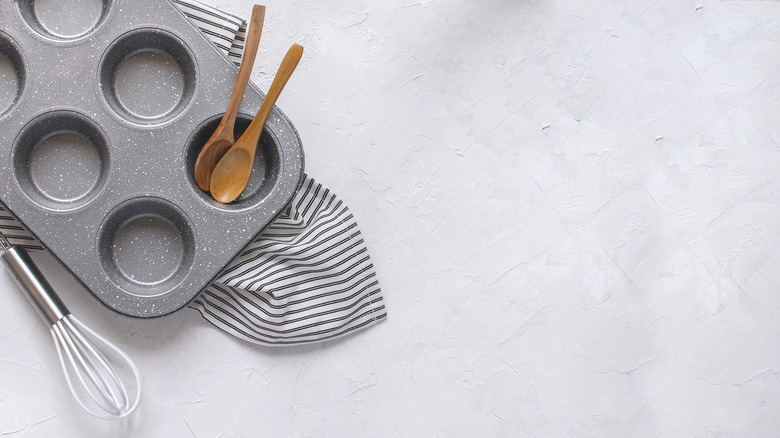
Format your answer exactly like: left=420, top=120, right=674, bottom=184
left=240, top=43, right=304, bottom=145
left=222, top=5, right=265, bottom=132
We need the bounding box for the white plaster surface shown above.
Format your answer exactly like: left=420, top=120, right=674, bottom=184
left=2, top=0, right=780, bottom=436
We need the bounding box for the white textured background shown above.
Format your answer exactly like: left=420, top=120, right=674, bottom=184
left=2, top=0, right=780, bottom=436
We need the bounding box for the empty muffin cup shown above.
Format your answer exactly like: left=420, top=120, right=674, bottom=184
left=185, top=114, right=282, bottom=210
left=12, top=111, right=109, bottom=211
left=16, top=0, right=112, bottom=41
left=97, top=197, right=195, bottom=297
left=99, top=28, right=196, bottom=125
left=0, top=32, right=25, bottom=118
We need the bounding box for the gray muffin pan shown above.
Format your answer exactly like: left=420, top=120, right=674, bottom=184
left=0, top=0, right=305, bottom=317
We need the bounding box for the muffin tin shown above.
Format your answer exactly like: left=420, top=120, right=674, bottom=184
left=0, top=0, right=305, bottom=317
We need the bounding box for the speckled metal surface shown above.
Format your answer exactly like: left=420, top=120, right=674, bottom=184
left=0, top=0, right=304, bottom=317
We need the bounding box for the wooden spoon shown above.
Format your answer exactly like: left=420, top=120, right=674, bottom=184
left=193, top=4, right=266, bottom=191
left=210, top=43, right=303, bottom=204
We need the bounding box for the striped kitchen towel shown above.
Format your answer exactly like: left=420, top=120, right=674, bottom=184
left=0, top=0, right=386, bottom=346
left=191, top=176, right=386, bottom=345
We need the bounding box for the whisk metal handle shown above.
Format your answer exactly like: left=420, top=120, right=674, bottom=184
left=1, top=246, right=69, bottom=325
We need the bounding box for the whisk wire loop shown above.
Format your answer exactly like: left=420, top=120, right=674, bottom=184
left=51, top=316, right=141, bottom=419
left=0, top=233, right=141, bottom=419
left=52, top=324, right=120, bottom=416
left=63, top=317, right=128, bottom=409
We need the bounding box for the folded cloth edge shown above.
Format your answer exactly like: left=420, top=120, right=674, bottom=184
left=190, top=175, right=387, bottom=346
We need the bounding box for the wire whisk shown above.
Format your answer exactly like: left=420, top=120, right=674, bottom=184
left=0, top=232, right=141, bottom=419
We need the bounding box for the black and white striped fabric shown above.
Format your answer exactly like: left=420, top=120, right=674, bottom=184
left=190, top=176, right=386, bottom=345
left=0, top=207, right=43, bottom=251
left=0, top=0, right=386, bottom=346
left=172, top=0, right=247, bottom=65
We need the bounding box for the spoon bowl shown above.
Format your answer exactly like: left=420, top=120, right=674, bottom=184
left=210, top=43, right=303, bottom=204
left=193, top=4, right=265, bottom=191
